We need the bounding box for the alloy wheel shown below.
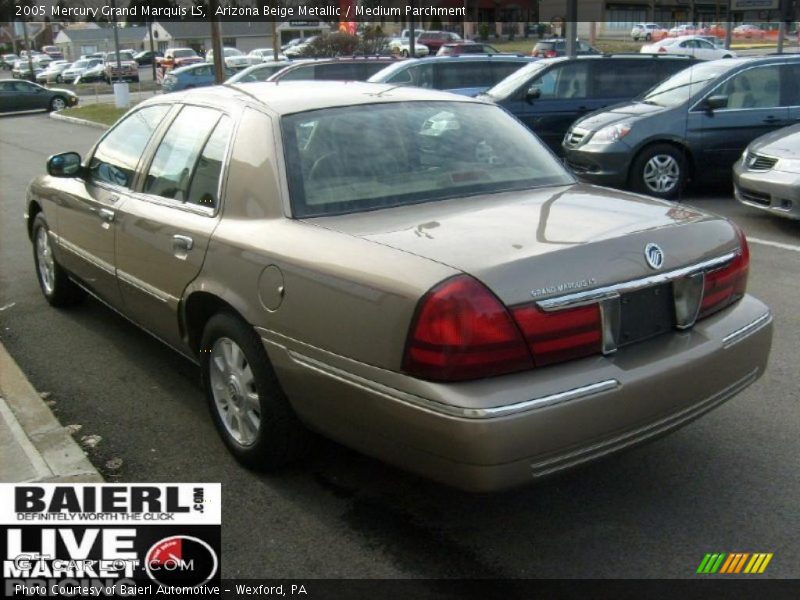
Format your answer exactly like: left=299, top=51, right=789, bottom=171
left=51, top=97, right=66, bottom=110
left=643, top=154, right=680, bottom=194
left=209, top=337, right=261, bottom=446
left=35, top=226, right=55, bottom=295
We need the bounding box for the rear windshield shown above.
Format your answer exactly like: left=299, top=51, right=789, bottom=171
left=281, top=101, right=573, bottom=218
left=172, top=49, right=196, bottom=58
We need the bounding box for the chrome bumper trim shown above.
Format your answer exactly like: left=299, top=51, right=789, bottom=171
left=722, top=311, right=772, bottom=347
left=536, top=252, right=737, bottom=311
left=286, top=350, right=618, bottom=420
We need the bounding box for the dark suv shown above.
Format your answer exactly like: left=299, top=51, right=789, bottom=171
left=562, top=55, right=800, bottom=199
left=478, top=54, right=696, bottom=153
left=267, top=57, right=398, bottom=82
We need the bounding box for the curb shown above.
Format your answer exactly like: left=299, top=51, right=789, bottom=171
left=49, top=111, right=109, bottom=130
left=0, top=341, right=103, bottom=483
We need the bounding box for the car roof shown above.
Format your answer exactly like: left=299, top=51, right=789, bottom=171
left=151, top=81, right=482, bottom=116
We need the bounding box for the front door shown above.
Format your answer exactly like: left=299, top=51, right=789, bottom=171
left=688, top=64, right=790, bottom=173
left=53, top=104, right=171, bottom=305
left=510, top=61, right=595, bottom=154
left=115, top=105, right=233, bottom=347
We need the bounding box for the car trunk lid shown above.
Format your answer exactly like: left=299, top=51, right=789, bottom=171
left=309, top=183, right=739, bottom=307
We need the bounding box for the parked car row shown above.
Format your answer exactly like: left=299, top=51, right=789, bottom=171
left=562, top=55, right=800, bottom=205
left=631, top=22, right=785, bottom=41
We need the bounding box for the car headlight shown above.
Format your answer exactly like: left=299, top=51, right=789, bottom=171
left=741, top=148, right=749, bottom=164
left=586, top=123, right=632, bottom=145
left=777, top=158, right=800, bottom=173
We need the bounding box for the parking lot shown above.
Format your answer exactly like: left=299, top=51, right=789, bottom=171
left=1, top=111, right=798, bottom=579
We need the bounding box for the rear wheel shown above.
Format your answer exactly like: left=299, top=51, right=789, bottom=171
left=630, top=144, right=687, bottom=200
left=201, top=312, right=310, bottom=469
left=32, top=214, right=85, bottom=307
left=401, top=49, right=409, bottom=57
left=645, top=33, right=652, bottom=41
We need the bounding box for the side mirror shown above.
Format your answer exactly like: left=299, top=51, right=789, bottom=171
left=526, top=85, right=541, bottom=103
left=704, top=94, right=728, bottom=111
left=47, top=152, right=82, bottom=177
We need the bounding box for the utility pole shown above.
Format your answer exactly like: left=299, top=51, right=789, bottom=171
left=409, top=0, right=416, bottom=58
left=565, top=0, right=577, bottom=58
left=111, top=0, right=122, bottom=81
left=725, top=0, right=733, bottom=49
left=272, top=20, right=278, bottom=61
left=209, top=0, right=224, bottom=84
left=148, top=18, right=156, bottom=82
left=22, top=20, right=35, bottom=82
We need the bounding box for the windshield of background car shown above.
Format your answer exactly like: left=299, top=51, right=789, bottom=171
left=173, top=49, right=196, bottom=58
left=483, top=60, right=549, bottom=100
left=281, top=101, right=574, bottom=218
left=641, top=61, right=736, bottom=107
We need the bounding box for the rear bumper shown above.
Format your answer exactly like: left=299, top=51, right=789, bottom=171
left=733, top=160, right=800, bottom=220
left=262, top=295, right=771, bottom=492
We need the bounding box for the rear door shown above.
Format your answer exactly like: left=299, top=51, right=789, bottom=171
left=11, top=81, right=45, bottom=110
left=114, top=105, right=234, bottom=347
left=688, top=63, right=790, bottom=173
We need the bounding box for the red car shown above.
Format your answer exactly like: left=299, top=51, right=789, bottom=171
left=416, top=31, right=462, bottom=54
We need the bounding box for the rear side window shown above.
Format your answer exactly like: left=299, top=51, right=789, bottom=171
left=435, top=61, right=495, bottom=89
left=313, top=62, right=364, bottom=80
left=186, top=117, right=233, bottom=209
left=592, top=60, right=662, bottom=98
left=89, top=105, right=170, bottom=189
left=143, top=106, right=225, bottom=204
left=491, top=61, right=527, bottom=83
left=782, top=63, right=800, bottom=106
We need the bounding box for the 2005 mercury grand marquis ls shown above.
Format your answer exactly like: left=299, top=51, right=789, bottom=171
left=26, top=82, right=772, bottom=491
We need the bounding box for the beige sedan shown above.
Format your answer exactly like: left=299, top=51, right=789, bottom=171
left=26, top=83, right=772, bottom=491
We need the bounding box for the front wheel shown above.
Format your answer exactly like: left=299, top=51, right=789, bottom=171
left=32, top=214, right=85, bottom=307
left=201, top=313, right=310, bottom=469
left=49, top=96, right=67, bottom=111
left=401, top=49, right=409, bottom=57
left=630, top=144, right=687, bottom=200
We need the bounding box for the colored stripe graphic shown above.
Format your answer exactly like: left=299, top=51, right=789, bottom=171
left=698, top=552, right=773, bottom=574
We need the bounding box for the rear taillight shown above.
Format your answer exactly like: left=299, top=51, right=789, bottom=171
left=546, top=50, right=558, bottom=58
left=403, top=275, right=532, bottom=381
left=512, top=304, right=602, bottom=366
left=658, top=46, right=667, bottom=53
left=697, top=228, right=749, bottom=320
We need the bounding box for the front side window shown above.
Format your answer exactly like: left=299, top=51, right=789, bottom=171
left=713, top=65, right=782, bottom=110
left=89, top=105, right=170, bottom=189
left=143, top=106, right=223, bottom=202
left=282, top=101, right=573, bottom=217
left=643, top=62, right=735, bottom=107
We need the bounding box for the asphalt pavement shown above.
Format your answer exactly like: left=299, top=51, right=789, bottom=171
left=0, top=113, right=798, bottom=579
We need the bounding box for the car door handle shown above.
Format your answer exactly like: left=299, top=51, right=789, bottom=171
left=172, top=234, right=194, bottom=251
left=98, top=208, right=115, bottom=223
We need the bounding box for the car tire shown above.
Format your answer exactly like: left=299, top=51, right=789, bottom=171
left=645, top=34, right=652, bottom=41
left=630, top=144, right=687, bottom=200
left=56, top=74, right=62, bottom=83
left=49, top=96, right=67, bottom=111
left=723, top=54, right=733, bottom=58
left=401, top=50, right=409, bottom=57
left=31, top=214, right=85, bottom=307
left=132, top=76, right=139, bottom=83
left=201, top=312, right=310, bottom=469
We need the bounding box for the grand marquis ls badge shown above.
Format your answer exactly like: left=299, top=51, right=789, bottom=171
left=645, top=243, right=665, bottom=270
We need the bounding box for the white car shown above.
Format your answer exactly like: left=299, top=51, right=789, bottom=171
left=206, top=47, right=250, bottom=69
left=631, top=23, right=663, bottom=41
left=248, top=48, right=287, bottom=63
left=641, top=36, right=736, bottom=60
left=35, top=60, right=70, bottom=84
left=387, top=38, right=430, bottom=57
left=668, top=24, right=698, bottom=37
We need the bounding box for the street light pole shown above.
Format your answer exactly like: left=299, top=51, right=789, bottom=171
left=111, top=0, right=122, bottom=80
